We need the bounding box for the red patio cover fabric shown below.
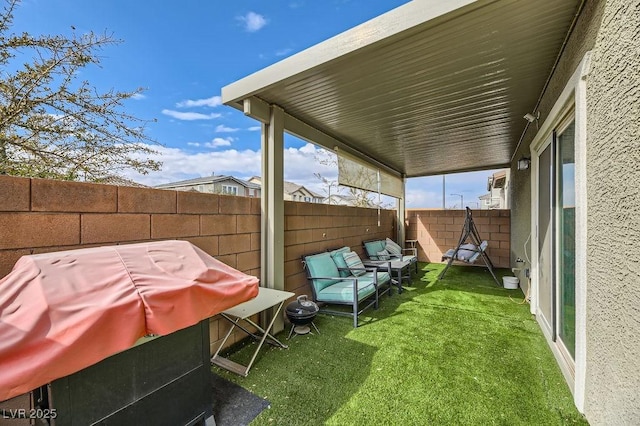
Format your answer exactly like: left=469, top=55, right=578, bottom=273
left=0, top=240, right=259, bottom=401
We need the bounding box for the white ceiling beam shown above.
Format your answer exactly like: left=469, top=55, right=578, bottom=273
left=243, top=97, right=270, bottom=124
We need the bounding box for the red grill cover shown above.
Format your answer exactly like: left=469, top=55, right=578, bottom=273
left=0, top=240, right=259, bottom=401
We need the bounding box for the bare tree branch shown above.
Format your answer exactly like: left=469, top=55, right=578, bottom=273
left=0, top=0, right=161, bottom=180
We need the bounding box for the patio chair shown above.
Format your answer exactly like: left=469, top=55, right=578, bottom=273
left=328, top=246, right=394, bottom=298
left=302, top=249, right=392, bottom=327
left=363, top=238, right=419, bottom=274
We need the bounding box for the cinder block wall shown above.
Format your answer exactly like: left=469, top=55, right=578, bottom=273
left=0, top=175, right=396, bottom=355
left=283, top=202, right=397, bottom=299
left=0, top=175, right=260, bottom=355
left=405, top=209, right=510, bottom=268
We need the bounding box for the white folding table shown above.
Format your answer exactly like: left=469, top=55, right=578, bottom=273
left=211, top=287, right=294, bottom=377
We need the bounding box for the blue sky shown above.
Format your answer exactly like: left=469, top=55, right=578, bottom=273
left=13, top=0, right=504, bottom=208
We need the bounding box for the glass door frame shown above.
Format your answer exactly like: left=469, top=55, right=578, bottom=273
left=529, top=52, right=590, bottom=412
left=553, top=115, right=577, bottom=373
left=534, top=136, right=555, bottom=340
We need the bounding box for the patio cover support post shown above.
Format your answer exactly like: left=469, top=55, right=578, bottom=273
left=260, top=104, right=285, bottom=333
left=397, top=176, right=406, bottom=250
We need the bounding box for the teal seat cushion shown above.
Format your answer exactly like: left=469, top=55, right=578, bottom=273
left=377, top=249, right=391, bottom=260
left=376, top=271, right=391, bottom=285
left=360, top=271, right=391, bottom=285
left=329, top=246, right=351, bottom=277
left=364, top=240, right=386, bottom=259
left=316, top=277, right=376, bottom=303
left=305, top=252, right=341, bottom=292
left=402, top=255, right=417, bottom=263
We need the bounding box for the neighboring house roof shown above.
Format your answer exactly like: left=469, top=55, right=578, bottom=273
left=490, top=171, right=507, bottom=189
left=154, top=175, right=260, bottom=190
left=249, top=176, right=323, bottom=199
left=486, top=170, right=509, bottom=191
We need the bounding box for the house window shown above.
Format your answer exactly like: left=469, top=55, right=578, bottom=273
left=304, top=196, right=311, bottom=202
left=248, top=188, right=254, bottom=197
left=222, top=185, right=238, bottom=195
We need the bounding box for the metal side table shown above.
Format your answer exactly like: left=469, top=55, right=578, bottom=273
left=363, top=259, right=411, bottom=294
left=211, top=287, right=294, bottom=377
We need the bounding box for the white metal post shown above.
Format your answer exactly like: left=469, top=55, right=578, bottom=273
left=261, top=105, right=285, bottom=332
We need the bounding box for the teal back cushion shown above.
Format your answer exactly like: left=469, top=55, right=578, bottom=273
left=305, top=252, right=340, bottom=292
left=364, top=240, right=385, bottom=258
left=330, top=246, right=351, bottom=277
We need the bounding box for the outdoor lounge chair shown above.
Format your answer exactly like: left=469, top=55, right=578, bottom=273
left=328, top=246, right=394, bottom=299
left=302, top=248, right=392, bottom=327
left=363, top=238, right=419, bottom=275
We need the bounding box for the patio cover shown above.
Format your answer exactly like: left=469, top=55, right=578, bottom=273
left=0, top=240, right=259, bottom=401
left=222, top=0, right=584, bottom=178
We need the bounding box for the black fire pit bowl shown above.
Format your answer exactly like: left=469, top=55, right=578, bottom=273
left=285, top=295, right=320, bottom=338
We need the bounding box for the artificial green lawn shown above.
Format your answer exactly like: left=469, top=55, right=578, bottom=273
left=213, top=263, right=588, bottom=425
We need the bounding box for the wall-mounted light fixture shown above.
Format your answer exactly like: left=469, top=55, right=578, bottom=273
left=517, top=157, right=531, bottom=170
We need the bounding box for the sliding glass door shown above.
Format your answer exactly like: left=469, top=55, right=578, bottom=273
left=557, top=121, right=576, bottom=359
left=536, top=115, right=576, bottom=366
left=538, top=142, right=554, bottom=334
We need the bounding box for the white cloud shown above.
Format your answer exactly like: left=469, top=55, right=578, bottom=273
left=298, top=143, right=319, bottom=155
left=176, top=95, right=221, bottom=108
left=205, top=137, right=233, bottom=148
left=122, top=142, right=489, bottom=208
left=131, top=93, right=146, bottom=100
left=215, top=124, right=239, bottom=133
left=238, top=12, right=267, bottom=32
left=275, top=48, right=293, bottom=57
left=247, top=126, right=261, bottom=131
left=161, top=109, right=221, bottom=121
left=121, top=142, right=335, bottom=191
left=187, top=138, right=233, bottom=149
left=123, top=145, right=262, bottom=186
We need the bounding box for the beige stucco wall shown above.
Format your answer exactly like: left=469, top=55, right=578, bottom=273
left=584, top=0, right=640, bottom=422
left=509, top=0, right=605, bottom=295
left=510, top=0, right=640, bottom=422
